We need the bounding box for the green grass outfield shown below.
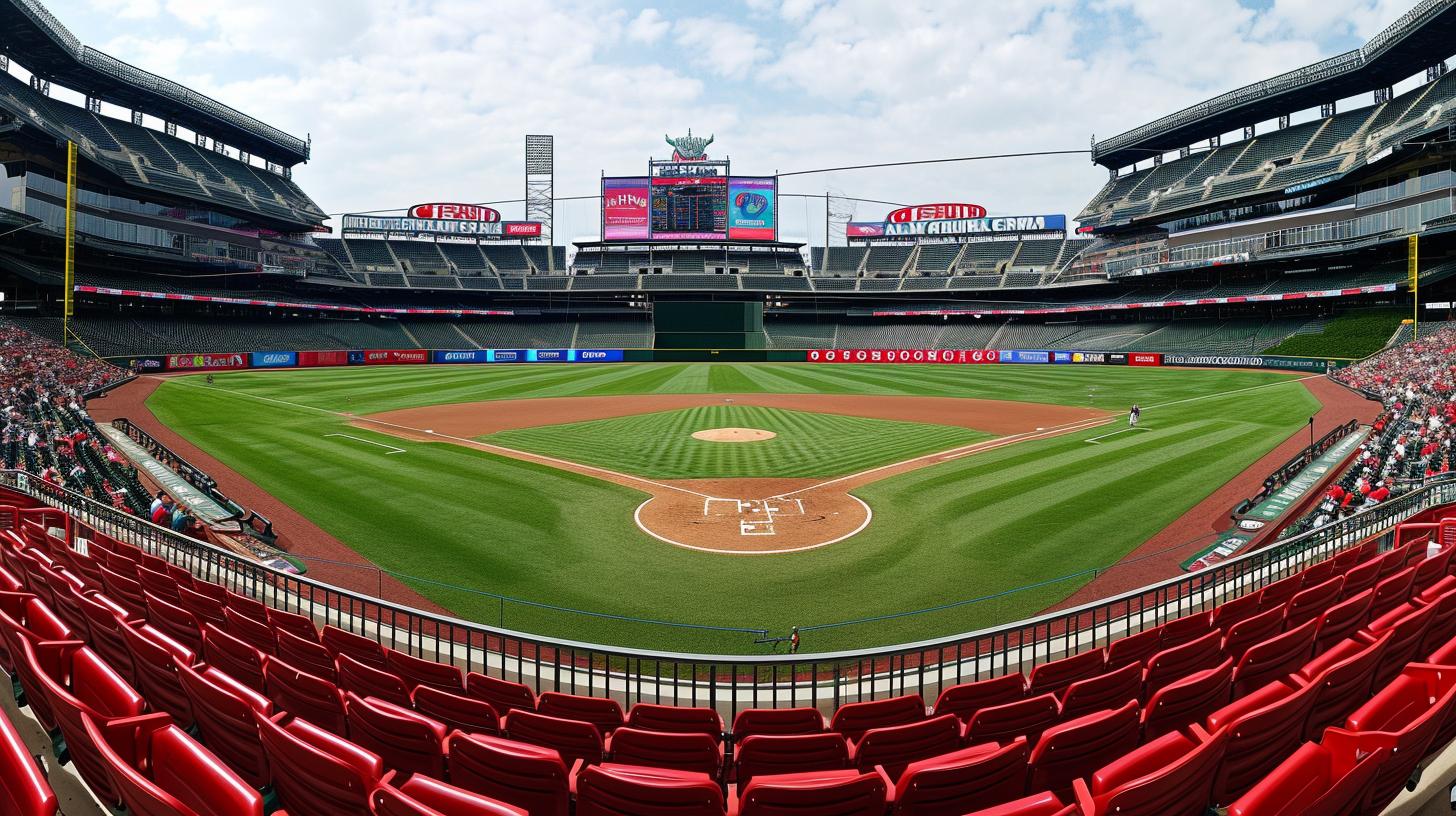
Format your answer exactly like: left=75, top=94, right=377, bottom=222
left=145, top=363, right=1319, bottom=654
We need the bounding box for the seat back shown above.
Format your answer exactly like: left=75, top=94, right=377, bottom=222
left=1229, top=617, right=1317, bottom=699
left=118, top=622, right=197, bottom=728
left=175, top=661, right=273, bottom=789
left=201, top=622, right=265, bottom=692
left=850, top=713, right=962, bottom=780
left=82, top=711, right=264, bottom=816
left=1220, top=607, right=1284, bottom=661
left=274, top=628, right=337, bottom=681
left=1142, top=660, right=1231, bottom=740
left=412, top=685, right=500, bottom=735
left=1104, top=626, right=1162, bottom=670
left=1029, top=700, right=1140, bottom=798
left=143, top=591, right=203, bottom=656
left=930, top=674, right=1026, bottom=722
left=1312, top=588, right=1373, bottom=654
left=608, top=727, right=722, bottom=778
left=892, top=739, right=1028, bottom=816
left=1369, top=566, right=1417, bottom=618
left=733, top=733, right=849, bottom=787
left=1283, top=575, right=1344, bottom=630
left=464, top=673, right=536, bottom=716
left=255, top=714, right=383, bottom=816
left=447, top=732, right=571, bottom=816
left=222, top=607, right=278, bottom=656
left=829, top=694, right=925, bottom=744
left=346, top=692, right=449, bottom=778
left=0, top=693, right=58, bottom=816
left=574, top=764, right=724, bottom=816
left=1256, top=573, right=1305, bottom=612
left=370, top=774, right=526, bottom=816
left=266, top=607, right=321, bottom=644
left=626, top=703, right=723, bottom=739
left=1298, top=631, right=1389, bottom=740
left=503, top=708, right=604, bottom=767
left=175, top=584, right=229, bottom=631
left=1327, top=663, right=1456, bottom=812
left=1081, top=727, right=1229, bottom=816
left=263, top=655, right=348, bottom=736
left=1027, top=650, right=1104, bottom=698
left=337, top=652, right=413, bottom=707
left=1367, top=602, right=1438, bottom=688
left=961, top=791, right=1074, bottom=816
left=736, top=769, right=887, bottom=816
left=965, top=692, right=1060, bottom=747
left=536, top=691, right=625, bottom=735
left=387, top=648, right=464, bottom=694
left=1059, top=661, right=1141, bottom=721
left=1204, top=679, right=1319, bottom=806
left=1143, top=630, right=1224, bottom=699
left=1225, top=741, right=1386, bottom=816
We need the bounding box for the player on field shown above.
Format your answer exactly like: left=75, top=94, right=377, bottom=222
left=1129, top=404, right=1140, bottom=427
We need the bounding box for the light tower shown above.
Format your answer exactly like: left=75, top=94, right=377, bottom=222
left=524, top=135, right=554, bottom=271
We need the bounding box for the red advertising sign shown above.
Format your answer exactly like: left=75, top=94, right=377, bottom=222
left=166, top=353, right=250, bottom=371
left=887, top=203, right=987, bottom=223
left=503, top=222, right=543, bottom=237
left=806, top=349, right=1000, bottom=364
left=1128, top=353, right=1163, bottom=367
left=407, top=203, right=500, bottom=222
left=363, top=349, right=430, bottom=365
left=297, top=351, right=349, bottom=368
left=602, top=177, right=650, bottom=240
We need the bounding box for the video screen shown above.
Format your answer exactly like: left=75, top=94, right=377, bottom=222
left=650, top=177, right=728, bottom=239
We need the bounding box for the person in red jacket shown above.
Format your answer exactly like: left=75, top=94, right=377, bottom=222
left=150, top=496, right=174, bottom=527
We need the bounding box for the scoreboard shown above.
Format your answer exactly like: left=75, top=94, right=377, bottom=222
left=650, top=177, right=728, bottom=239
left=601, top=157, right=775, bottom=242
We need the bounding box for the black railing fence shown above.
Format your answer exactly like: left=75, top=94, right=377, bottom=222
left=6, top=469, right=1452, bottom=720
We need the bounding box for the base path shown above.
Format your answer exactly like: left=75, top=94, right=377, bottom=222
left=364, top=394, right=1113, bottom=555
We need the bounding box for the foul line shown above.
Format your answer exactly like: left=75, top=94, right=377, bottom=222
left=325, top=433, right=406, bottom=454
left=1085, top=427, right=1151, bottom=445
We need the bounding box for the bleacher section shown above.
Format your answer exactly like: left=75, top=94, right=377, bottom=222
left=68, top=315, right=417, bottom=356
left=342, top=240, right=400, bottom=273
left=388, top=242, right=450, bottom=275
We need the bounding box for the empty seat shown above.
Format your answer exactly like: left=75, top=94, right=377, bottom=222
left=962, top=793, right=1074, bottom=815
left=1312, top=589, right=1373, bottom=654
left=1257, top=573, right=1304, bottom=612
left=175, top=661, right=274, bottom=789
left=370, top=773, right=526, bottom=816
left=0, top=590, right=72, bottom=673
left=849, top=713, right=962, bottom=780
left=176, top=584, right=229, bottom=630
left=322, top=625, right=387, bottom=668
left=345, top=692, right=449, bottom=779
left=829, top=694, right=924, bottom=744
left=1059, top=661, right=1141, bottom=721
left=275, top=628, right=338, bottom=681
left=1104, top=626, right=1162, bottom=670
left=447, top=732, right=571, bottom=816
left=1229, top=617, right=1317, bottom=698
left=0, top=689, right=58, bottom=815
left=136, top=566, right=183, bottom=603
left=1160, top=612, right=1215, bottom=649
left=1204, top=678, right=1319, bottom=805
left=263, top=655, right=349, bottom=736
left=83, top=710, right=264, bottom=816
left=627, top=703, right=723, bottom=739
left=1339, top=558, right=1382, bottom=598
left=1142, top=660, right=1231, bottom=740
left=1416, top=582, right=1456, bottom=658
left=387, top=648, right=463, bottom=694
left=202, top=622, right=265, bottom=692
left=607, top=726, right=723, bottom=779
left=1283, top=575, right=1344, bottom=630
left=1225, top=741, right=1387, bottom=816
left=257, top=713, right=385, bottom=816
left=1210, top=592, right=1262, bottom=632
left=118, top=622, right=197, bottom=728
left=222, top=608, right=277, bottom=656
left=1298, top=630, right=1389, bottom=739
left=1143, top=630, right=1224, bottom=699
left=1071, top=725, right=1229, bottom=816
left=412, top=685, right=500, bottom=735
left=1363, top=601, right=1438, bottom=689
left=732, top=733, right=850, bottom=786
left=464, top=673, right=536, bottom=716
left=1369, top=566, right=1416, bottom=618
left=930, top=674, right=1025, bottom=722
left=965, top=693, right=1060, bottom=746
left=536, top=691, right=625, bottom=735
left=888, top=738, right=1028, bottom=816
left=1220, top=607, right=1284, bottom=661
left=78, top=593, right=139, bottom=683
left=144, top=591, right=203, bottom=656
left=504, top=708, right=604, bottom=767
left=266, top=607, right=320, bottom=644
left=1029, top=700, right=1139, bottom=798
left=1412, top=549, right=1454, bottom=592
left=1027, top=651, right=1104, bottom=698
left=337, top=653, right=413, bottom=707
left=575, top=763, right=724, bottom=816
left=734, top=769, right=886, bottom=816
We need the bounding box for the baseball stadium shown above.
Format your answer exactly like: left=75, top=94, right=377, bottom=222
left=3, top=0, right=1456, bottom=813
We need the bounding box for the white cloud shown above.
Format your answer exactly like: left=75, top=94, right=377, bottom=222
left=673, top=17, right=770, bottom=80
left=627, top=8, right=670, bottom=43
left=84, top=0, right=159, bottom=19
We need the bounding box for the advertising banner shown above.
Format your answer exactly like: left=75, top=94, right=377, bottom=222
left=1128, top=352, right=1163, bottom=367
left=342, top=215, right=507, bottom=237
left=432, top=350, right=490, bottom=364
left=488, top=349, right=527, bottom=363
left=362, top=349, right=429, bottom=365
left=298, top=351, right=349, bottom=368
left=1072, top=352, right=1108, bottom=364
left=115, top=356, right=166, bottom=372
left=573, top=349, right=625, bottom=362
left=846, top=222, right=886, bottom=238
left=250, top=351, right=297, bottom=369
left=1160, top=354, right=1329, bottom=372
left=503, top=222, right=543, bottom=237
left=602, top=177, right=650, bottom=240
left=1052, top=352, right=1073, bottom=364
left=727, top=177, right=776, bottom=241
left=999, top=350, right=1051, bottom=364
left=806, top=348, right=999, bottom=364
left=530, top=349, right=570, bottom=362
left=166, top=353, right=249, bottom=371
left=1103, top=353, right=1129, bottom=365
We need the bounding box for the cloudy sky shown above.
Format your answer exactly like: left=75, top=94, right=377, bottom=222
left=26, top=0, right=1425, bottom=243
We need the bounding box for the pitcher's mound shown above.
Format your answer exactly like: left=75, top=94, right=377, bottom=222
left=692, top=427, right=777, bottom=443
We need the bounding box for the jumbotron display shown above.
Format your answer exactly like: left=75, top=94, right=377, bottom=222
left=600, top=137, right=777, bottom=241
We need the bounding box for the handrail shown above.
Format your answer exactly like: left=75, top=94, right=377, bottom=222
left=8, top=468, right=1452, bottom=713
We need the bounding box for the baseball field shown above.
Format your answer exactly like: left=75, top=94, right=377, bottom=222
left=142, top=362, right=1320, bottom=653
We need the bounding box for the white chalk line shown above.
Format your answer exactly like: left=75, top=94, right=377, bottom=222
left=324, top=433, right=406, bottom=454
left=1085, top=426, right=1152, bottom=445
left=633, top=494, right=874, bottom=556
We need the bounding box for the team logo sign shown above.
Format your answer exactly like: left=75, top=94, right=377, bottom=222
left=665, top=128, right=714, bottom=162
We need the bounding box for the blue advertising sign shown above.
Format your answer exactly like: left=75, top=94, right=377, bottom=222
left=530, top=349, right=570, bottom=362
left=487, top=349, right=527, bottom=363
left=347, top=350, right=366, bottom=365
left=432, top=350, right=490, bottom=364
left=572, top=349, right=625, bottom=362
left=998, top=350, right=1051, bottom=364
left=250, top=351, right=297, bottom=368
left=1052, top=351, right=1073, bottom=364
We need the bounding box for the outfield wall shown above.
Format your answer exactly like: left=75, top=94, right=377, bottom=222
left=103, top=346, right=1346, bottom=372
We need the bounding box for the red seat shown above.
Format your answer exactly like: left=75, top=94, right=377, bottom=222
left=143, top=591, right=203, bottom=656
left=202, top=622, right=265, bottom=692
left=1226, top=741, right=1386, bottom=816
left=1257, top=573, right=1304, bottom=612
left=930, top=674, right=1025, bottom=722
left=118, top=622, right=197, bottom=728
left=447, top=732, right=571, bottom=816
left=1159, top=612, right=1214, bottom=649
left=370, top=773, right=526, bottom=816
left=464, top=673, right=536, bottom=716
left=83, top=710, right=264, bottom=816
left=732, top=733, right=850, bottom=787
left=13, top=638, right=147, bottom=806
left=369, top=769, right=529, bottom=816
left=1299, top=557, right=1335, bottom=588
left=1312, top=588, right=1373, bottom=654
left=608, top=726, right=723, bottom=779
left=1210, top=592, right=1262, bottom=632
left=733, top=769, right=886, bottom=816
left=77, top=592, right=139, bottom=683
left=274, top=628, right=337, bottom=681
left=1338, top=558, right=1382, bottom=598
left=1415, top=583, right=1456, bottom=659
left=1377, top=544, right=1415, bottom=575
left=0, top=590, right=72, bottom=673
left=1412, top=549, right=1455, bottom=592
left=224, top=592, right=270, bottom=625
left=175, top=584, right=229, bottom=631
left=627, top=703, right=723, bottom=739
left=222, top=607, right=277, bottom=656
left=1369, top=566, right=1417, bottom=618
left=263, top=655, right=349, bottom=736
left=887, top=738, right=1028, bottom=816
left=536, top=691, right=625, bottom=735
left=321, top=625, right=386, bottom=667
left=1143, top=629, right=1224, bottom=699
left=1322, top=663, right=1456, bottom=813
left=387, top=648, right=463, bottom=694
left=43, top=578, right=93, bottom=648
left=1142, top=659, right=1231, bottom=740
left=1104, top=625, right=1161, bottom=670
left=98, top=565, right=147, bottom=620
left=1363, top=601, right=1438, bottom=689
left=1204, top=678, right=1319, bottom=805
left=1071, top=725, right=1229, bottom=816
left=504, top=708, right=604, bottom=767
left=266, top=607, right=320, bottom=644
left=176, top=661, right=274, bottom=789
left=1059, top=661, right=1141, bottom=721
left=1219, top=606, right=1284, bottom=661
left=1028, top=700, right=1140, bottom=798
left=257, top=713, right=385, bottom=816
left=1295, top=631, right=1389, bottom=740
left=848, top=713, right=961, bottom=780
left=1026, top=650, right=1104, bottom=698
left=731, top=708, right=826, bottom=740
left=576, top=763, right=724, bottom=816
left=136, top=566, right=183, bottom=603
left=412, top=685, right=500, bottom=735
left=1282, top=575, right=1344, bottom=630
left=337, top=653, right=413, bottom=707
left=346, top=692, right=449, bottom=779
left=964, top=692, right=1060, bottom=747
left=1331, top=541, right=1375, bottom=572
left=1229, top=617, right=1317, bottom=698
left=829, top=694, right=924, bottom=744
left=0, top=688, right=58, bottom=815
left=960, top=791, right=1074, bottom=816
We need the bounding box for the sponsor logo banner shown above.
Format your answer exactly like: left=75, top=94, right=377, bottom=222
left=1161, top=354, right=1328, bottom=372
left=488, top=349, right=526, bottom=363
left=407, top=203, right=500, bottom=222
left=1072, top=352, right=1107, bottom=364
left=1052, top=351, right=1073, bottom=364
left=250, top=351, right=297, bottom=368
left=363, top=349, right=429, bottom=365
left=999, top=350, right=1051, bottom=364
left=166, top=353, right=249, bottom=371
left=298, top=351, right=349, bottom=368
left=727, top=177, right=777, bottom=241
left=530, top=349, right=569, bottom=362
left=867, top=283, right=1400, bottom=318
left=887, top=203, right=988, bottom=223
left=118, top=357, right=166, bottom=371
left=573, top=349, right=625, bottom=362
left=1128, top=353, right=1162, bottom=367
left=884, top=214, right=1065, bottom=238
left=806, top=349, right=999, bottom=364
left=602, top=177, right=651, bottom=240
left=432, top=350, right=490, bottom=364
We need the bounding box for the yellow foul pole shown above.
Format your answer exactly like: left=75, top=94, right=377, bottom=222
left=62, top=141, right=76, bottom=347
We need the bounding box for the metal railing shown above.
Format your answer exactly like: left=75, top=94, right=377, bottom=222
left=8, top=469, right=1453, bottom=718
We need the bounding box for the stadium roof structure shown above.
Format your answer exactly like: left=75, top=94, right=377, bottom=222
left=1092, top=0, right=1456, bottom=169
left=0, top=0, right=309, bottom=166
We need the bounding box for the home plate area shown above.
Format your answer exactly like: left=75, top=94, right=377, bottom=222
left=634, top=483, right=871, bottom=554
left=704, top=496, right=806, bottom=536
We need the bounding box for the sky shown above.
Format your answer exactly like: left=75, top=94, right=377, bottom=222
left=25, top=0, right=1428, bottom=245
